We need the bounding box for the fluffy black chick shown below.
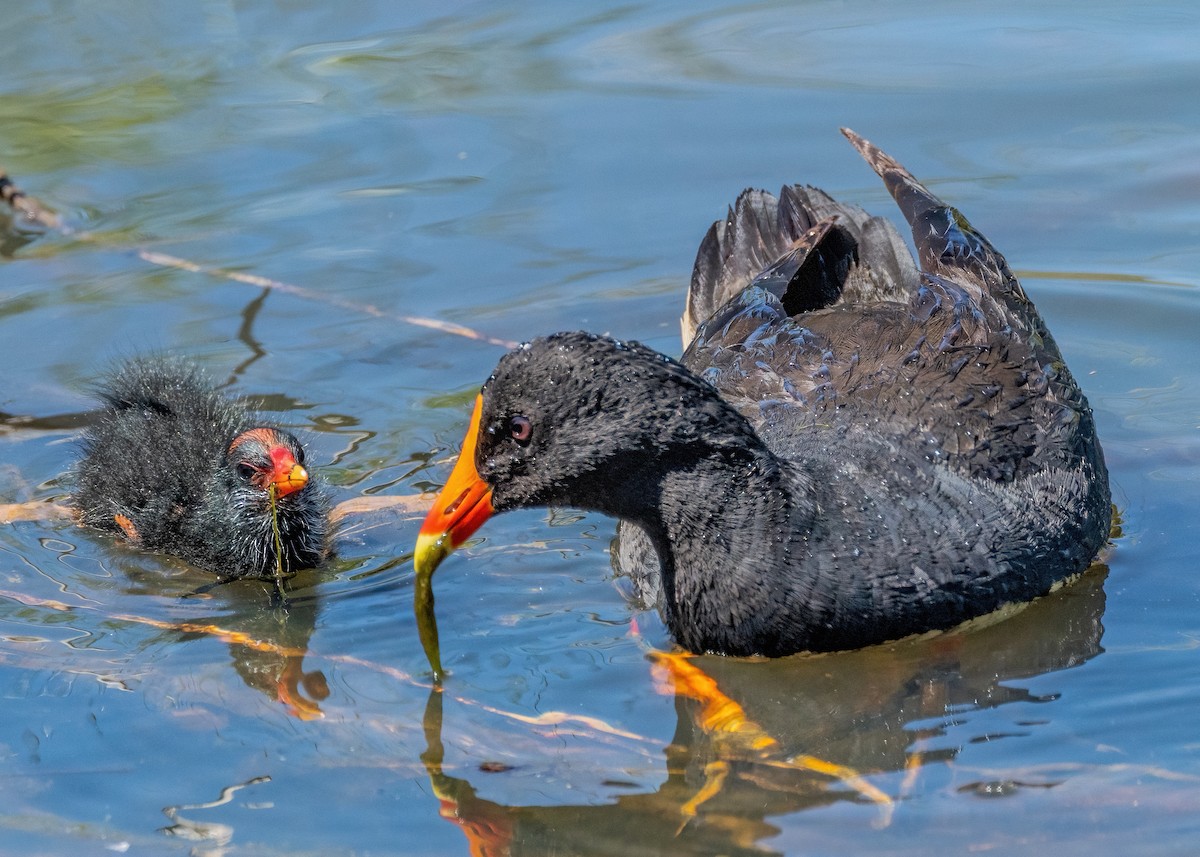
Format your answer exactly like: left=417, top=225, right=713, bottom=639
left=72, top=356, right=330, bottom=578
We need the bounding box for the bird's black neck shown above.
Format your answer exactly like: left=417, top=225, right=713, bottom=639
left=633, top=437, right=822, bottom=656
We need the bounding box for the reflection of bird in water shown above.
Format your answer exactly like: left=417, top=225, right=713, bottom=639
left=419, top=566, right=1108, bottom=855
left=423, top=690, right=517, bottom=857
left=71, top=356, right=331, bottom=580
left=119, top=568, right=333, bottom=721
left=656, top=565, right=1110, bottom=827
left=220, top=579, right=331, bottom=721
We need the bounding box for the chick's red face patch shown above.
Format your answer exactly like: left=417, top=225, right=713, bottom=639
left=228, top=427, right=280, bottom=455
left=228, top=429, right=308, bottom=497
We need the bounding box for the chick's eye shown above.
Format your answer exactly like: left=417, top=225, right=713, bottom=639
left=509, top=414, right=532, bottom=445
left=236, top=462, right=259, bottom=481
left=295, top=447, right=306, bottom=465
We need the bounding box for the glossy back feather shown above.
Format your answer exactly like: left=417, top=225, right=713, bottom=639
left=683, top=131, right=1103, bottom=486
left=682, top=184, right=919, bottom=347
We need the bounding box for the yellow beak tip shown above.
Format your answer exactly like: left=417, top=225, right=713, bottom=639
left=414, top=531, right=452, bottom=577
left=271, top=464, right=310, bottom=498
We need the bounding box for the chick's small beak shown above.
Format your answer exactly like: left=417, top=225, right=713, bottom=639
left=414, top=395, right=494, bottom=576
left=269, top=447, right=309, bottom=498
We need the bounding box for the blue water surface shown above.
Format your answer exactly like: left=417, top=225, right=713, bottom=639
left=1, top=1, right=1198, bottom=855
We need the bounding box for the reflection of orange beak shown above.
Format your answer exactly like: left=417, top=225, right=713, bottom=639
left=269, top=447, right=309, bottom=498
left=414, top=395, right=495, bottom=576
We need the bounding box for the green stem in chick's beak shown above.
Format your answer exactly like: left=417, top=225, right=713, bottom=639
left=269, top=483, right=285, bottom=587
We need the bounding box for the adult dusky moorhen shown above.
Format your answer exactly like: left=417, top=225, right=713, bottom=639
left=414, top=129, right=1111, bottom=658
left=73, top=356, right=330, bottom=579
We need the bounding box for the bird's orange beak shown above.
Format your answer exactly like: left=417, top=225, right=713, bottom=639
left=268, top=446, right=309, bottom=498
left=414, top=395, right=495, bottom=577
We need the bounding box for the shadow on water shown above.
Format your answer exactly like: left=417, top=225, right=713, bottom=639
left=420, top=566, right=1108, bottom=856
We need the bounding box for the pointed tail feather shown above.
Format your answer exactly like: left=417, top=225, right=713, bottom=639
left=840, top=127, right=1028, bottom=304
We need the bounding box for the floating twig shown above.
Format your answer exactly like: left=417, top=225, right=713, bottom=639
left=0, top=166, right=515, bottom=348
left=0, top=501, right=73, bottom=524
left=137, top=250, right=517, bottom=349
left=1, top=494, right=431, bottom=528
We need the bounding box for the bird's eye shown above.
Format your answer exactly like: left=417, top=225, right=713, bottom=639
left=509, top=415, right=532, bottom=445
left=236, top=462, right=259, bottom=481
left=295, top=446, right=306, bottom=465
